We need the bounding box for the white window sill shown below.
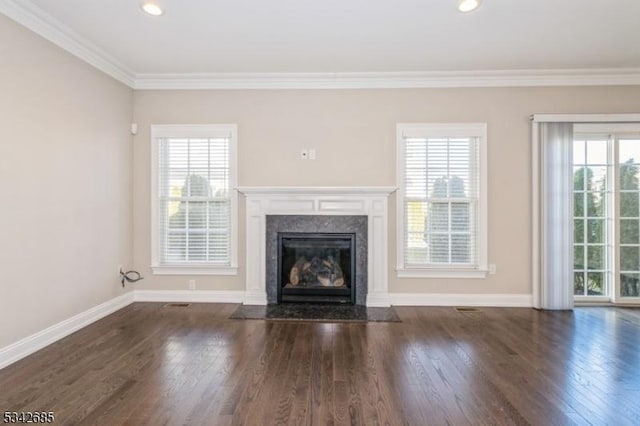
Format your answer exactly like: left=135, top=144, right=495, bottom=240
left=396, top=267, right=488, bottom=279
left=151, top=265, right=238, bottom=276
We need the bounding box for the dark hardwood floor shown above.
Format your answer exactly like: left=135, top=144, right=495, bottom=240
left=1, top=303, right=639, bottom=425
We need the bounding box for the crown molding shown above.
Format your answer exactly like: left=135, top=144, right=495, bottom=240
left=0, top=0, right=136, bottom=87
left=2, top=1, right=640, bottom=90
left=133, top=68, right=640, bottom=90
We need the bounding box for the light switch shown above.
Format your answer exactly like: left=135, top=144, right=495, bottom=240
left=300, top=149, right=308, bottom=159
left=309, top=148, right=316, bottom=160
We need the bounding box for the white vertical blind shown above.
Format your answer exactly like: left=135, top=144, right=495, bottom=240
left=403, top=135, right=480, bottom=267
left=157, top=136, right=231, bottom=265
left=540, top=122, right=574, bottom=310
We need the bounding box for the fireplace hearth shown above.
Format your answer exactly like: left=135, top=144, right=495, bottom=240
left=277, top=233, right=355, bottom=304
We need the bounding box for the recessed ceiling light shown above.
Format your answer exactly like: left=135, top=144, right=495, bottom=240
left=142, top=3, right=163, bottom=16
left=458, top=0, right=481, bottom=12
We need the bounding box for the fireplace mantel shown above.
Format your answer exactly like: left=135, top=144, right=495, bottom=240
left=238, top=186, right=396, bottom=307
left=238, top=186, right=397, bottom=196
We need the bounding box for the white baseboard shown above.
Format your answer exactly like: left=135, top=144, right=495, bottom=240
left=243, top=291, right=268, bottom=305
left=390, top=293, right=533, bottom=307
left=133, top=290, right=245, bottom=303
left=0, top=292, right=135, bottom=370
left=366, top=293, right=392, bottom=307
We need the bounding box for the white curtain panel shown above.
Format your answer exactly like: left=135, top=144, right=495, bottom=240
left=540, top=122, right=574, bottom=310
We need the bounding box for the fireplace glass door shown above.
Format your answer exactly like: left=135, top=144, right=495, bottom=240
left=277, top=233, right=355, bottom=304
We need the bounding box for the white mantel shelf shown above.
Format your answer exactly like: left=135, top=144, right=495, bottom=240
left=237, top=186, right=397, bottom=196
left=240, top=186, right=396, bottom=307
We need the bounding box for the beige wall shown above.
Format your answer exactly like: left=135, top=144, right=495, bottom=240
left=132, top=86, right=640, bottom=295
left=0, top=15, right=133, bottom=348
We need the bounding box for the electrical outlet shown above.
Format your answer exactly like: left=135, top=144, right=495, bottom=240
left=188, top=279, right=196, bottom=290
left=489, top=264, right=497, bottom=275
left=300, top=149, right=308, bottom=160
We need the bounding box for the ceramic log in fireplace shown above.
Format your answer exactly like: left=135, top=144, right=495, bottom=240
left=277, top=233, right=355, bottom=304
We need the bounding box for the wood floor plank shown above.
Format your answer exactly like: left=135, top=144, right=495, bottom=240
left=1, top=303, right=640, bottom=425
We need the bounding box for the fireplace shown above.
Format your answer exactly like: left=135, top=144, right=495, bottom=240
left=277, top=233, right=355, bottom=304
left=239, top=186, right=395, bottom=307
left=265, top=215, right=368, bottom=305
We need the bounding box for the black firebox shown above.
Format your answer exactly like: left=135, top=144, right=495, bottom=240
left=277, top=233, right=355, bottom=304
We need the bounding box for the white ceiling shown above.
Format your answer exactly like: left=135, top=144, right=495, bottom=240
left=2, top=0, right=640, bottom=88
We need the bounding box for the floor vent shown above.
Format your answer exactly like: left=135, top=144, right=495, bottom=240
left=164, top=303, right=192, bottom=308
left=455, top=307, right=481, bottom=312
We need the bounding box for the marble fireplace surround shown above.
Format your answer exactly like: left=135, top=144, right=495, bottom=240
left=238, top=187, right=396, bottom=307
left=266, top=215, right=368, bottom=305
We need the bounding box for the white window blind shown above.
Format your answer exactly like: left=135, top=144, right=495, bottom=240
left=397, top=123, right=487, bottom=277
left=151, top=125, right=237, bottom=274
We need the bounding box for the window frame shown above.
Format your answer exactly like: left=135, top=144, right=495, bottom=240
left=396, top=123, right=488, bottom=278
left=150, top=124, right=238, bottom=275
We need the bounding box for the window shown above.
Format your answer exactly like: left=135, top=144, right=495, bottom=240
left=396, top=123, right=488, bottom=278
left=572, top=123, right=640, bottom=301
left=151, top=124, right=238, bottom=275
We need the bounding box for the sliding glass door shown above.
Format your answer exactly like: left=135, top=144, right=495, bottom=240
left=618, top=137, right=640, bottom=299
left=572, top=128, right=640, bottom=303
